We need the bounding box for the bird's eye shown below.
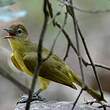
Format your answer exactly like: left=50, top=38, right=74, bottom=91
left=17, top=28, right=22, bottom=34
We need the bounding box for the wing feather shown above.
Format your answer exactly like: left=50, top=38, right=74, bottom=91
left=23, top=52, right=77, bottom=89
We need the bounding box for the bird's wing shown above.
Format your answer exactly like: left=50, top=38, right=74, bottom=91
left=23, top=52, right=77, bottom=89
left=23, top=52, right=38, bottom=73
left=23, top=49, right=50, bottom=72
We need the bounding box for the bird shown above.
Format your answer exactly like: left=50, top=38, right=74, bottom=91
left=4, top=24, right=105, bottom=102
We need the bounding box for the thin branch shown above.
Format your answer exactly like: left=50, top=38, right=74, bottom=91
left=68, top=0, right=85, bottom=84
left=98, top=105, right=110, bottom=109
left=54, top=22, right=78, bottom=54
left=65, top=1, right=86, bottom=109
left=77, top=24, right=104, bottom=101
left=47, top=0, right=53, bottom=18
left=84, top=62, right=110, bottom=71
left=60, top=0, right=110, bottom=14
left=63, top=42, right=70, bottom=61
left=65, top=0, right=105, bottom=102
left=25, top=0, right=49, bottom=110
left=53, top=20, right=110, bottom=72
left=74, top=7, right=110, bottom=14
left=45, top=1, right=108, bottom=109
left=43, top=28, right=59, bottom=61
left=48, top=11, right=61, bottom=25
left=44, top=12, right=68, bottom=61
left=60, top=12, right=72, bottom=61
left=71, top=88, right=83, bottom=110
left=37, top=0, right=49, bottom=64
left=97, top=101, right=107, bottom=110
left=46, top=1, right=70, bottom=61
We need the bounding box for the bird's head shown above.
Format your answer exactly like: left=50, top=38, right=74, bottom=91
left=4, top=24, right=28, bottom=40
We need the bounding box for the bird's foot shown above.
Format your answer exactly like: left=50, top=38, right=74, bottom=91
left=17, top=95, right=29, bottom=104
left=17, top=89, right=46, bottom=104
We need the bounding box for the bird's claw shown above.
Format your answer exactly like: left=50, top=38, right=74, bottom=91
left=17, top=95, right=28, bottom=104
left=17, top=94, right=46, bottom=104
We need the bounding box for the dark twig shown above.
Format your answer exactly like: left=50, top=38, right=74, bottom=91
left=47, top=0, right=72, bottom=62
left=25, top=0, right=49, bottom=110
left=54, top=22, right=78, bottom=54
left=84, top=62, right=110, bottom=71
left=54, top=12, right=69, bottom=61
left=98, top=105, right=110, bottom=109
left=37, top=2, right=85, bottom=110
left=97, top=101, right=107, bottom=110
left=65, top=0, right=105, bottom=102
left=63, top=42, right=70, bottom=61
left=74, top=7, right=110, bottom=14
left=54, top=19, right=109, bottom=110
left=60, top=0, right=110, bottom=14
left=66, top=1, right=86, bottom=109
left=68, top=0, right=85, bottom=84
left=54, top=21, right=110, bottom=72
left=71, top=88, right=83, bottom=110
left=46, top=1, right=108, bottom=109
left=77, top=24, right=104, bottom=101
left=43, top=28, right=59, bottom=61
left=61, top=12, right=73, bottom=61
left=46, top=0, right=110, bottom=73
left=44, top=1, right=66, bottom=61
left=46, top=1, right=70, bottom=61
left=47, top=0, right=53, bottom=18
left=48, top=11, right=61, bottom=25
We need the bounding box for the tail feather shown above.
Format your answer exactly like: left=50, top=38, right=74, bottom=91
left=86, top=86, right=106, bottom=102
left=69, top=69, right=106, bottom=101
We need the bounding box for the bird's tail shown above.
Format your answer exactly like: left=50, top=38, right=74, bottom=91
left=85, top=86, right=106, bottom=102
left=69, top=69, right=106, bottom=102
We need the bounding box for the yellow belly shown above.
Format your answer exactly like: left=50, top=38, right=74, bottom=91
left=11, top=53, right=50, bottom=90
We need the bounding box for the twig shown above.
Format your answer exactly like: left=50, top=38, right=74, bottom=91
left=71, top=88, right=83, bottom=110
left=63, top=42, right=70, bottom=61
left=68, top=0, right=85, bottom=83
left=65, top=0, right=105, bottom=102
left=66, top=1, right=85, bottom=109
left=98, top=105, right=110, bottom=109
left=54, top=22, right=78, bottom=54
left=46, top=1, right=70, bottom=61
left=25, top=0, right=49, bottom=110
left=48, top=11, right=61, bottom=25
left=60, top=0, right=110, bottom=14
left=83, top=62, right=110, bottom=71
left=77, top=24, right=104, bottom=101
left=53, top=20, right=110, bottom=73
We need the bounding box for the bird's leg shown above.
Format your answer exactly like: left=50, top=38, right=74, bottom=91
left=17, top=89, right=46, bottom=104
left=33, top=88, right=42, bottom=97
left=32, top=89, right=46, bottom=101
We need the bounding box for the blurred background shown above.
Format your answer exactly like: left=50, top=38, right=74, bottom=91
left=0, top=0, right=110, bottom=109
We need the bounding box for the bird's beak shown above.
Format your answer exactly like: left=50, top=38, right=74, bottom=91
left=3, top=28, right=15, bottom=39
